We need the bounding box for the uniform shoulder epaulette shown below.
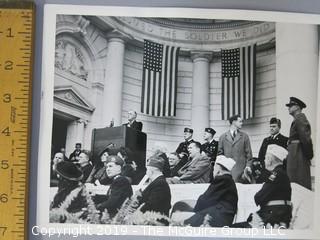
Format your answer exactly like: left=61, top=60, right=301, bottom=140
left=268, top=171, right=278, bottom=182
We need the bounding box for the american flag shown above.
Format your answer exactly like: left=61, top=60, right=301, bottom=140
left=141, top=40, right=180, bottom=117
left=221, top=44, right=256, bottom=120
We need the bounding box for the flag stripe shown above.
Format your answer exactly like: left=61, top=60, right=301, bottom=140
left=141, top=40, right=180, bottom=117
left=221, top=44, right=256, bottom=120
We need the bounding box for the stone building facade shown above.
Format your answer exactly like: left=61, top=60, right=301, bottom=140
left=52, top=15, right=318, bottom=178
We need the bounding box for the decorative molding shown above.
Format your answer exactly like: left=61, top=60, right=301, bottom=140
left=55, top=40, right=89, bottom=80
left=54, top=86, right=95, bottom=114
left=74, top=16, right=90, bottom=36
left=190, top=51, right=213, bottom=62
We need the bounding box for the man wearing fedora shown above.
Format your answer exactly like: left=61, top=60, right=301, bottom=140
left=286, top=97, right=313, bottom=190
left=137, top=155, right=171, bottom=216
left=175, top=127, right=195, bottom=170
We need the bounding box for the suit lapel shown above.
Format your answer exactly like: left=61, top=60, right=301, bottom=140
left=232, top=131, right=242, bottom=145
left=225, top=131, right=234, bottom=144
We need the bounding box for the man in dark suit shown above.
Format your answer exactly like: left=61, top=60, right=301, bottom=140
left=218, top=114, right=253, bottom=182
left=138, top=155, right=171, bottom=216
left=258, top=117, right=288, bottom=163
left=69, top=143, right=82, bottom=162
left=123, top=110, right=143, bottom=131
left=175, top=127, right=195, bottom=169
left=171, top=155, right=238, bottom=227
left=286, top=97, right=313, bottom=190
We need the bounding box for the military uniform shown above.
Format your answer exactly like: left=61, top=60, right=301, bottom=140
left=201, top=140, right=218, bottom=163
left=285, top=97, right=313, bottom=190
left=254, top=165, right=292, bottom=227
left=175, top=139, right=195, bottom=168
left=258, top=133, right=288, bottom=162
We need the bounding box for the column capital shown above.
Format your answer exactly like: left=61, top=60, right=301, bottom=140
left=106, top=29, right=133, bottom=43
left=190, top=51, right=213, bottom=62
left=77, top=119, right=88, bottom=126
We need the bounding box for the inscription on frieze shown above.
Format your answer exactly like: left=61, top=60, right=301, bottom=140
left=116, top=17, right=274, bottom=43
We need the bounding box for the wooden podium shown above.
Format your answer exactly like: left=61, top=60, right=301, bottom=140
left=91, top=125, right=147, bottom=183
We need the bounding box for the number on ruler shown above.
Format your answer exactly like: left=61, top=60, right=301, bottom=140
left=4, top=61, right=13, bottom=70
left=1, top=160, right=9, bottom=170
left=0, top=194, right=8, bottom=203
left=3, top=94, right=11, bottom=103
left=1, top=127, right=11, bottom=136
left=0, top=227, right=7, bottom=236
left=6, top=28, right=14, bottom=38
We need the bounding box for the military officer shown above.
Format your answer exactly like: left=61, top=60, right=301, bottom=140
left=286, top=97, right=313, bottom=190
left=258, top=117, right=288, bottom=163
left=201, top=128, right=218, bottom=164
left=175, top=128, right=195, bottom=169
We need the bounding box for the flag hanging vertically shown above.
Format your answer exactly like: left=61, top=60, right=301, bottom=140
left=141, top=40, right=180, bottom=117
left=221, top=44, right=256, bottom=120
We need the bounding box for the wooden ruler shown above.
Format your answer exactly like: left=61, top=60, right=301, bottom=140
left=0, top=2, right=34, bottom=240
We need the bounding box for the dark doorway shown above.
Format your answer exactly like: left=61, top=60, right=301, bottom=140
left=51, top=116, right=69, bottom=157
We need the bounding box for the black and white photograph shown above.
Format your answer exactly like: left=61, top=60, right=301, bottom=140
left=37, top=5, right=319, bottom=238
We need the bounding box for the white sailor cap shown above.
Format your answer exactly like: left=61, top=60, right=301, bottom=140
left=215, top=155, right=236, bottom=171
left=266, top=144, right=288, bottom=161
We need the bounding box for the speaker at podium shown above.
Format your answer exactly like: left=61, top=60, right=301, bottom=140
left=91, top=125, right=147, bottom=184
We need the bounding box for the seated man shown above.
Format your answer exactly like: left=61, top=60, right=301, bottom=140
left=168, top=152, right=182, bottom=177
left=137, top=155, right=171, bottom=216
left=50, top=161, right=87, bottom=214
left=171, top=155, right=238, bottom=227
left=167, top=142, right=211, bottom=184
left=78, top=150, right=93, bottom=183
left=233, top=144, right=292, bottom=228
left=95, top=155, right=133, bottom=218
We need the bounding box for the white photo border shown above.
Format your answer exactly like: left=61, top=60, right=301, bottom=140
left=38, top=4, right=320, bottom=239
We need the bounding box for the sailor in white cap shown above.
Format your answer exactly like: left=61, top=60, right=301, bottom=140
left=233, top=144, right=292, bottom=228
left=171, top=155, right=238, bottom=227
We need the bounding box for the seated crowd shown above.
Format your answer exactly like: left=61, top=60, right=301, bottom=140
left=51, top=96, right=314, bottom=228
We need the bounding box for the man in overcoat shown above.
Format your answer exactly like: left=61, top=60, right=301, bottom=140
left=171, top=155, right=238, bottom=227
left=218, top=114, right=253, bottom=182
left=167, top=141, right=211, bottom=184
left=286, top=97, right=313, bottom=190
left=138, top=155, right=171, bottom=216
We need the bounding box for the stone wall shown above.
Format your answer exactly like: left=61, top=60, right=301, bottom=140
left=121, top=44, right=276, bottom=156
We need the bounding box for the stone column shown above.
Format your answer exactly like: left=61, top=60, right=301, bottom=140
left=65, top=119, right=87, bottom=156
left=276, top=24, right=318, bottom=138
left=190, top=51, right=212, bottom=141
left=102, top=32, right=127, bottom=126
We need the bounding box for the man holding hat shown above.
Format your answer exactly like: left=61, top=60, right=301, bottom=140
left=171, top=155, right=238, bottom=227
left=218, top=114, right=253, bottom=182
left=201, top=127, right=218, bottom=164
left=50, top=161, right=87, bottom=213
left=95, top=155, right=133, bottom=217
left=175, top=127, right=195, bottom=169
left=285, top=97, right=313, bottom=190
left=138, top=155, right=171, bottom=216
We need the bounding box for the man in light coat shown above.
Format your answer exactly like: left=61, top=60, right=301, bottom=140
left=167, top=141, right=211, bottom=184
left=218, top=114, right=253, bottom=182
